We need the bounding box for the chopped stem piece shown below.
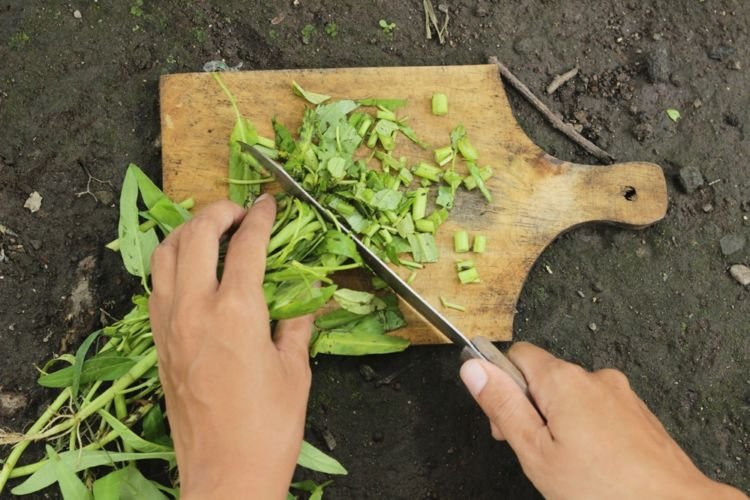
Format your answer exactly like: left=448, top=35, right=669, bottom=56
left=412, top=188, right=428, bottom=220
left=454, top=230, right=469, bottom=253
left=458, top=267, right=481, bottom=284
left=432, top=93, right=448, bottom=116
left=415, top=219, right=436, bottom=233
left=440, top=296, right=466, bottom=311
left=412, top=162, right=442, bottom=182
left=473, top=234, right=487, bottom=253
left=456, top=259, right=475, bottom=271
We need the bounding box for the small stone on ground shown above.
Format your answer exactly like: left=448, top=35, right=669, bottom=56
left=729, top=265, right=750, bottom=286
left=720, top=234, right=746, bottom=256
left=678, top=166, right=704, bottom=193
left=23, top=191, right=43, bottom=213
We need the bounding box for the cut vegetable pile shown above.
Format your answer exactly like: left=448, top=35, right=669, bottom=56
left=0, top=75, right=494, bottom=499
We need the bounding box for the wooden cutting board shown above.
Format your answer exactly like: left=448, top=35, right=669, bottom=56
left=159, top=64, right=667, bottom=344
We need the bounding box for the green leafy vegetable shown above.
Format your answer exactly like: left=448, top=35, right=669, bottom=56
left=432, top=93, right=448, bottom=116
left=297, top=441, right=347, bottom=475
left=292, top=80, right=331, bottom=105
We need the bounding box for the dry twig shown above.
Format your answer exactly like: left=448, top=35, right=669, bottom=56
left=546, top=66, right=579, bottom=94
left=75, top=164, right=114, bottom=202
left=488, top=57, right=615, bottom=163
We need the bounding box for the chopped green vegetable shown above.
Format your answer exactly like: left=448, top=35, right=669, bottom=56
left=456, top=259, right=475, bottom=271
left=407, top=233, right=439, bottom=262
left=356, top=98, right=407, bottom=110
left=440, top=296, right=466, bottom=312
left=473, top=234, right=487, bottom=253
left=412, top=188, right=428, bottom=220
left=666, top=108, right=681, bottom=122
left=467, top=163, right=493, bottom=203
left=415, top=218, right=436, bottom=233
left=454, top=230, right=470, bottom=253
left=450, top=124, right=479, bottom=162
left=412, top=161, right=442, bottom=182
left=406, top=271, right=417, bottom=284
left=458, top=267, right=481, bottom=284
left=333, top=288, right=385, bottom=315
left=432, top=93, right=448, bottom=116
left=292, top=80, right=331, bottom=104
left=434, top=145, right=453, bottom=165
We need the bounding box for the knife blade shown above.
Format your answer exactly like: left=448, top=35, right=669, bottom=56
left=243, top=143, right=529, bottom=395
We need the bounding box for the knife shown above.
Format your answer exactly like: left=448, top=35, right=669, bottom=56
left=244, top=143, right=529, bottom=396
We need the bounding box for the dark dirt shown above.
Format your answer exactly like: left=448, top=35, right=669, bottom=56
left=1, top=1, right=748, bottom=498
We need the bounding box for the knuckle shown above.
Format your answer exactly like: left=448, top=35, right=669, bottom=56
left=596, top=368, right=630, bottom=389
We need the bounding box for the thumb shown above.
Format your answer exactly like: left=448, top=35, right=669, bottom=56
left=460, top=359, right=549, bottom=456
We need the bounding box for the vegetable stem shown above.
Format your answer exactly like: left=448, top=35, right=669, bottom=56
left=105, top=198, right=194, bottom=251
left=431, top=93, right=448, bottom=116
left=454, top=230, right=469, bottom=253
left=0, top=389, right=72, bottom=492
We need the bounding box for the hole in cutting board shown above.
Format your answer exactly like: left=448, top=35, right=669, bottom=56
left=622, top=186, right=638, bottom=201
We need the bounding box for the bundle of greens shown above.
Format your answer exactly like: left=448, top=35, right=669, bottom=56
left=0, top=75, right=494, bottom=499
left=0, top=165, right=357, bottom=498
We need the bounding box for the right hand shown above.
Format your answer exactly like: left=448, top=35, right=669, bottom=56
left=460, top=342, right=746, bottom=499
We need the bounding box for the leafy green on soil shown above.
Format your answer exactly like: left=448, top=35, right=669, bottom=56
left=666, top=108, right=681, bottom=122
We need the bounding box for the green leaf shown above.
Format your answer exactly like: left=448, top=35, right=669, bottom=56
left=297, top=441, right=347, bottom=475
left=12, top=451, right=175, bottom=495
left=666, top=108, right=681, bottom=122
left=315, top=100, right=359, bottom=129
left=119, top=466, right=167, bottom=500
left=317, top=230, right=361, bottom=263
left=356, top=98, right=407, bottom=110
left=131, top=166, right=164, bottom=210
left=369, top=189, right=403, bottom=211
left=290, top=480, right=333, bottom=500
left=310, top=331, right=409, bottom=357
left=70, top=330, right=102, bottom=399
left=142, top=405, right=172, bottom=447
left=270, top=283, right=337, bottom=320
left=326, top=157, right=347, bottom=179
left=38, top=353, right=137, bottom=388
left=315, top=308, right=364, bottom=330
left=45, top=445, right=91, bottom=500
left=141, top=197, right=192, bottom=235
left=467, top=163, right=493, bottom=203
left=92, top=468, right=129, bottom=500
left=333, top=288, right=384, bottom=315
left=98, top=409, right=174, bottom=454
left=292, top=80, right=331, bottom=105
left=118, top=166, right=160, bottom=288
left=407, top=233, right=439, bottom=263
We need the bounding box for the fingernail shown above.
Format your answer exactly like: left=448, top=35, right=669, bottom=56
left=460, top=360, right=488, bottom=397
left=254, top=193, right=271, bottom=205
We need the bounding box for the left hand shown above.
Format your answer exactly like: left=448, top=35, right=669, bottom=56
left=149, top=195, right=314, bottom=499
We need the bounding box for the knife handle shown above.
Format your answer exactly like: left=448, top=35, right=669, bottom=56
left=460, top=336, right=530, bottom=397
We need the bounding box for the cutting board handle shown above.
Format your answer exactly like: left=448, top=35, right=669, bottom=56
left=537, top=154, right=668, bottom=230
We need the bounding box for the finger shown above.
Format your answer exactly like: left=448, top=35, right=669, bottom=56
left=274, top=313, right=315, bottom=356
left=274, top=313, right=315, bottom=380
left=490, top=421, right=506, bottom=441
left=221, top=194, right=277, bottom=295
left=507, top=342, right=574, bottom=414
left=174, top=200, right=247, bottom=295
left=149, top=238, right=178, bottom=308
left=460, top=359, right=549, bottom=458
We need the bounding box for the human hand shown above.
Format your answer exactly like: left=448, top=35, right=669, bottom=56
left=149, top=196, right=314, bottom=499
left=460, top=342, right=746, bottom=499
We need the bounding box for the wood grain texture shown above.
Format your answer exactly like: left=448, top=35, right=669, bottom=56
left=160, top=64, right=667, bottom=344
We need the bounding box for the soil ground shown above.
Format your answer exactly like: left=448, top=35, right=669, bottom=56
left=1, top=1, right=748, bottom=498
